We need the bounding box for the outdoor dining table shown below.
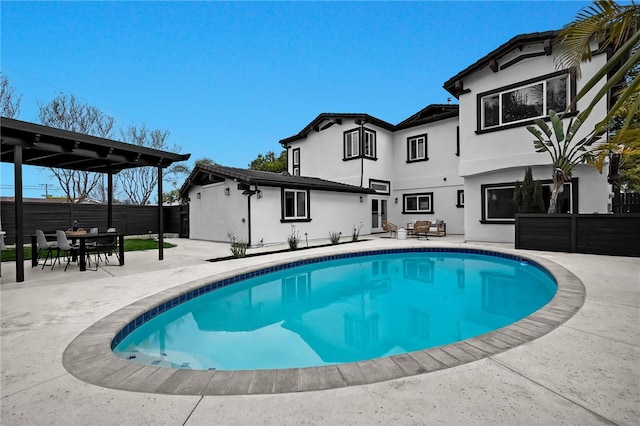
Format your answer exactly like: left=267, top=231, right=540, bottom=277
left=31, top=231, right=125, bottom=271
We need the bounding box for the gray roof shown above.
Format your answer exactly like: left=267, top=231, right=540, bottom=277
left=180, top=163, right=376, bottom=196
left=443, top=31, right=559, bottom=98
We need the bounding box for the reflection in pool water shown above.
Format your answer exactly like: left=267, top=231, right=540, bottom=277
left=114, top=251, right=556, bottom=370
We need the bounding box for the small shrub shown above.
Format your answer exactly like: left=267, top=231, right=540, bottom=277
left=329, top=231, right=342, bottom=245
left=287, top=225, right=300, bottom=250
left=352, top=222, right=363, bottom=241
left=229, top=236, right=247, bottom=257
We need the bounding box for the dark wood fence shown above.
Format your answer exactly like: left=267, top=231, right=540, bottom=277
left=0, top=201, right=188, bottom=244
left=515, top=213, right=640, bottom=257
left=613, top=192, right=640, bottom=213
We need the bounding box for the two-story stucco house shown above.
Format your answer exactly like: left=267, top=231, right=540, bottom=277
left=279, top=105, right=462, bottom=235
left=443, top=31, right=609, bottom=243
left=182, top=30, right=610, bottom=245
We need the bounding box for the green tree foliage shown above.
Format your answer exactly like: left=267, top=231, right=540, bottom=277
left=554, top=0, right=639, bottom=132
left=514, top=167, right=546, bottom=213
left=527, top=110, right=603, bottom=213
left=249, top=150, right=287, bottom=173
left=195, top=157, right=216, bottom=167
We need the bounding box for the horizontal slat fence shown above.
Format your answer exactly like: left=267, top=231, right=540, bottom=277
left=0, top=201, right=187, bottom=244
left=516, top=213, right=640, bottom=257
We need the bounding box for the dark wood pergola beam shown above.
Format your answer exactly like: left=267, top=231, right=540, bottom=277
left=1, top=117, right=191, bottom=283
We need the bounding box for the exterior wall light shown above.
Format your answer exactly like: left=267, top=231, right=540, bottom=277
left=224, top=188, right=230, bottom=196
left=359, top=196, right=364, bottom=203
left=196, top=192, right=201, bottom=200
left=394, top=197, right=398, bottom=204
left=257, top=190, right=263, bottom=199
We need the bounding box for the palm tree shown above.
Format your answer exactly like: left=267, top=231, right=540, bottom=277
left=527, top=110, right=603, bottom=213
left=554, top=0, right=639, bottom=134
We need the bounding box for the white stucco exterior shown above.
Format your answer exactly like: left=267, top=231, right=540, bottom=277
left=184, top=31, right=612, bottom=245
left=186, top=176, right=370, bottom=246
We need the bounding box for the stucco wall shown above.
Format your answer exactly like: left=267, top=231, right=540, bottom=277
left=463, top=164, right=610, bottom=243
left=188, top=181, right=248, bottom=243
left=455, top=44, right=609, bottom=243
left=189, top=181, right=371, bottom=246
left=390, top=117, right=464, bottom=234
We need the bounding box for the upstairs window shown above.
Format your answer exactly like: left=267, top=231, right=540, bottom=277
left=292, top=148, right=300, bottom=176
left=344, top=127, right=377, bottom=160
left=480, top=72, right=570, bottom=130
left=407, top=134, right=428, bottom=162
left=363, top=129, right=376, bottom=159
left=282, top=189, right=310, bottom=221
left=344, top=129, right=360, bottom=159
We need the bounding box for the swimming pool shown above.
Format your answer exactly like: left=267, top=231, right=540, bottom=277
left=112, top=249, right=556, bottom=371
left=63, top=246, right=585, bottom=395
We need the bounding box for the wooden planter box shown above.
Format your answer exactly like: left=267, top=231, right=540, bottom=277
left=515, top=213, right=640, bottom=257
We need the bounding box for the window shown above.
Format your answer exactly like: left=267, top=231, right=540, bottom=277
left=481, top=180, right=577, bottom=223
left=479, top=72, right=570, bottom=130
left=403, top=192, right=434, bottom=214
left=292, top=148, right=300, bottom=176
left=344, top=129, right=360, bottom=159
left=407, top=134, right=428, bottom=162
left=456, top=190, right=464, bottom=208
left=343, top=127, right=376, bottom=160
left=369, top=179, right=390, bottom=195
left=282, top=189, right=310, bottom=221
left=363, top=129, right=376, bottom=159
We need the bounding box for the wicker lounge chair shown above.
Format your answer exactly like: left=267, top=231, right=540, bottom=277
left=381, top=220, right=399, bottom=238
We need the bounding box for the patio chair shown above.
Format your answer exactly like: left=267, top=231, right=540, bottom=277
left=413, top=220, right=431, bottom=240
left=54, top=230, right=79, bottom=271
left=84, top=228, right=100, bottom=270
left=95, top=229, right=118, bottom=265
left=381, top=220, right=398, bottom=238
left=36, top=229, right=58, bottom=269
left=427, top=219, right=447, bottom=237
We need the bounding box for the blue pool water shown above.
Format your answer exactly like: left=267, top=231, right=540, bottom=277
left=113, top=250, right=556, bottom=370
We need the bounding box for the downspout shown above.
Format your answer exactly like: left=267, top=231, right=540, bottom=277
left=358, top=119, right=365, bottom=187
left=243, top=184, right=258, bottom=246
left=246, top=192, right=253, bottom=247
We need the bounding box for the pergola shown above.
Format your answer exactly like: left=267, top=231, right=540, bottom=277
left=1, top=117, right=191, bottom=282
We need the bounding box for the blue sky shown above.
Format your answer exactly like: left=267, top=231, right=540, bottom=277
left=1, top=0, right=592, bottom=198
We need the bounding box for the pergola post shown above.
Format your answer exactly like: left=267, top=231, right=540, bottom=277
left=157, top=166, right=164, bottom=261
left=13, top=145, right=24, bottom=282
left=107, top=172, right=113, bottom=228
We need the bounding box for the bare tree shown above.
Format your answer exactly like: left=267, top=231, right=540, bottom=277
left=0, top=74, right=22, bottom=118
left=38, top=94, right=115, bottom=203
left=117, top=124, right=188, bottom=205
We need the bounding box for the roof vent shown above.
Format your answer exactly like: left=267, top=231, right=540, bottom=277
left=280, top=171, right=291, bottom=176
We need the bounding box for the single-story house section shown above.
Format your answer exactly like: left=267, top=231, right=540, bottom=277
left=180, top=164, right=375, bottom=246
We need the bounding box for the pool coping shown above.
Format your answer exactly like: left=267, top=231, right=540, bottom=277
left=62, top=246, right=586, bottom=396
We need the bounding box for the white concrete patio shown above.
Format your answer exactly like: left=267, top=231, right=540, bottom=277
left=1, top=235, right=638, bottom=425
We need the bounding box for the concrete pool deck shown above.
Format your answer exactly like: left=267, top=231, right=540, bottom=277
left=1, top=236, right=638, bottom=425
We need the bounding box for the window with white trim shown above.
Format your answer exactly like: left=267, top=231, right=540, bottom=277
left=282, top=189, right=310, bottom=221
left=363, top=129, right=376, bottom=159
left=292, top=148, right=300, bottom=176
left=344, top=129, right=360, bottom=159
left=403, top=192, right=433, bottom=214
left=343, top=127, right=376, bottom=160
left=407, top=134, right=427, bottom=162
left=369, top=179, right=390, bottom=195
left=456, top=190, right=464, bottom=208
left=481, top=180, right=576, bottom=223
left=480, top=72, right=570, bottom=130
